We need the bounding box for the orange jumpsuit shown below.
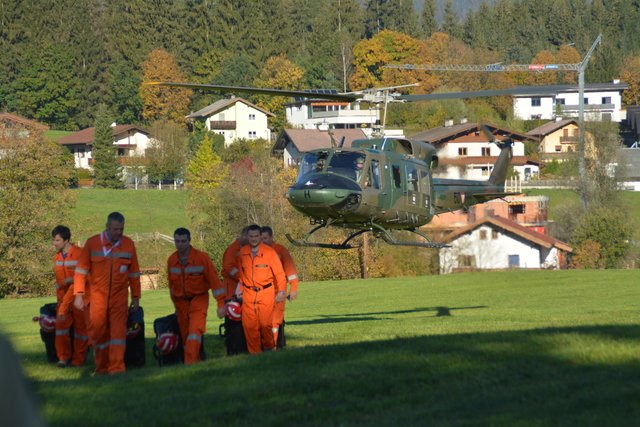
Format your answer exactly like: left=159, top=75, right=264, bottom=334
left=54, top=245, right=89, bottom=366
left=74, top=232, right=141, bottom=374
left=271, top=243, right=299, bottom=342
left=167, top=246, right=224, bottom=364
left=237, top=243, right=285, bottom=353
left=221, top=239, right=242, bottom=301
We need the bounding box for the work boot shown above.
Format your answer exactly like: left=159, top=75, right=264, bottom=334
left=56, top=359, right=70, bottom=368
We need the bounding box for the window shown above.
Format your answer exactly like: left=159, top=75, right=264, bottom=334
left=117, top=148, right=126, bottom=156
left=392, top=165, right=402, bottom=188
left=601, top=97, right=611, bottom=105
left=508, top=255, right=520, bottom=268
left=479, top=229, right=487, bottom=240
left=563, top=129, right=569, bottom=137
left=555, top=145, right=562, bottom=152
left=482, top=147, right=491, bottom=156
left=458, top=255, right=476, bottom=268
left=531, top=97, right=541, bottom=107
left=219, top=113, right=225, bottom=121
left=492, top=230, right=498, bottom=240
left=584, top=98, right=589, bottom=105
left=509, top=204, right=525, bottom=215
left=248, top=131, right=257, bottom=139
left=367, top=160, right=381, bottom=189
left=458, top=147, right=467, bottom=156
left=480, top=166, right=490, bottom=176
left=556, top=98, right=565, bottom=105
left=406, top=166, right=418, bottom=191
left=249, top=114, right=256, bottom=120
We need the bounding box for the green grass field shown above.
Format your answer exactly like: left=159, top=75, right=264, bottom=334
left=2, top=269, right=640, bottom=426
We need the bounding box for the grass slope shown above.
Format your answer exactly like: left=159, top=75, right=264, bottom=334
left=1, top=269, right=640, bottom=426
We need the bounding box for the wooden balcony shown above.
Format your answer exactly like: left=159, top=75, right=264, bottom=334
left=209, top=121, right=237, bottom=130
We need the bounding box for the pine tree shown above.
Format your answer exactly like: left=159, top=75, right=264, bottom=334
left=441, top=0, right=462, bottom=40
left=92, top=104, right=123, bottom=188
left=420, top=0, right=437, bottom=39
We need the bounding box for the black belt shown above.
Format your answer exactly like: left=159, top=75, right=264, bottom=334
left=244, top=283, right=272, bottom=292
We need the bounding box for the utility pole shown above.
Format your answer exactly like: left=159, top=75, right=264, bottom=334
left=386, top=34, right=603, bottom=209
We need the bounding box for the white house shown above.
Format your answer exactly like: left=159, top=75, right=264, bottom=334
left=186, top=98, right=273, bottom=146
left=411, top=121, right=539, bottom=181
left=513, top=81, right=628, bottom=122
left=613, top=147, right=640, bottom=191
left=286, top=95, right=380, bottom=135
left=58, top=124, right=150, bottom=169
left=439, top=216, right=572, bottom=274
left=273, top=128, right=367, bottom=167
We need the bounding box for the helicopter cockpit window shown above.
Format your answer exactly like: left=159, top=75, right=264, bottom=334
left=296, top=152, right=327, bottom=184
left=406, top=166, right=418, bottom=191
left=392, top=165, right=402, bottom=188
left=369, top=159, right=381, bottom=189
left=326, top=152, right=365, bottom=181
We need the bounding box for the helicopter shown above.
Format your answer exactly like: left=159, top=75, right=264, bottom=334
left=146, top=81, right=528, bottom=249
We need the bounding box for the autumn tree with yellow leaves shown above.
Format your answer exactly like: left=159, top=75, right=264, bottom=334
left=140, top=49, right=192, bottom=124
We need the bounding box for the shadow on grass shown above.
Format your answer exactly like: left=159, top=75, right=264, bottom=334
left=289, top=305, right=488, bottom=325
left=25, top=324, right=640, bottom=427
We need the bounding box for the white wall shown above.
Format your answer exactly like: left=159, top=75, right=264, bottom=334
left=513, top=89, right=624, bottom=122
left=438, top=141, right=525, bottom=158
left=439, top=225, right=544, bottom=273
left=206, top=102, right=270, bottom=146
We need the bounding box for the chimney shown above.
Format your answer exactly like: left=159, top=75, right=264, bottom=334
left=444, top=119, right=454, bottom=127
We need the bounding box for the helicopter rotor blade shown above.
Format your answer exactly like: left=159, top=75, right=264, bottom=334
left=144, top=82, right=361, bottom=102
left=398, top=84, right=570, bottom=102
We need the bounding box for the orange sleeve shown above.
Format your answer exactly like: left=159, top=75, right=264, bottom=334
left=279, top=246, right=299, bottom=293
left=222, top=243, right=240, bottom=280
left=204, top=252, right=225, bottom=308
left=270, top=250, right=287, bottom=294
left=128, top=240, right=141, bottom=299
left=73, top=240, right=92, bottom=295
left=58, top=285, right=75, bottom=315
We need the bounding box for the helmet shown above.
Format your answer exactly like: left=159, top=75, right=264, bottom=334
left=39, top=315, right=56, bottom=333
left=226, top=301, right=242, bottom=321
left=156, top=332, right=179, bottom=355
left=126, top=322, right=142, bottom=339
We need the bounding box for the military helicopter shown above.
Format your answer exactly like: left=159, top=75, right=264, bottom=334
left=146, top=81, right=522, bottom=249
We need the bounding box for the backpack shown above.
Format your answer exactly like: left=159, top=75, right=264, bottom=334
left=276, top=320, right=286, bottom=350
left=124, top=307, right=145, bottom=367
left=219, top=316, right=248, bottom=356
left=38, top=303, right=61, bottom=363
left=152, top=313, right=207, bottom=366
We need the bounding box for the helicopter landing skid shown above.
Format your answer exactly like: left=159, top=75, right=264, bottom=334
left=370, top=223, right=450, bottom=249
left=285, top=224, right=366, bottom=250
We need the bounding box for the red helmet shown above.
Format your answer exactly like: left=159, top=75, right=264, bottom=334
left=126, top=322, right=142, bottom=339
left=226, top=301, right=242, bottom=321
left=157, top=332, right=179, bottom=355
left=39, top=315, right=56, bottom=333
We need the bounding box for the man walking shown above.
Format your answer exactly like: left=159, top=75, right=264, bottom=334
left=167, top=228, right=224, bottom=364
left=51, top=225, right=88, bottom=367
left=73, top=212, right=141, bottom=375
left=237, top=224, right=286, bottom=353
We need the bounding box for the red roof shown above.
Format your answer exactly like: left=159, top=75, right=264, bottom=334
left=441, top=216, right=572, bottom=252
left=274, top=128, right=367, bottom=152
left=0, top=113, right=49, bottom=131
left=58, top=125, right=148, bottom=145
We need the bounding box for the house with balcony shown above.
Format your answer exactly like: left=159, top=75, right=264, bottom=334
left=512, top=81, right=628, bottom=122
left=187, top=98, right=273, bottom=146
left=58, top=124, right=150, bottom=169
left=286, top=94, right=381, bottom=135
left=410, top=121, right=539, bottom=181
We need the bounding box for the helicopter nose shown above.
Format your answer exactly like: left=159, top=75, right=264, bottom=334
left=287, top=173, right=361, bottom=214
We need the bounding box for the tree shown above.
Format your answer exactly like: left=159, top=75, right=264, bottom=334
left=140, top=49, right=192, bottom=124
left=254, top=54, right=305, bottom=132
left=109, top=60, right=143, bottom=124
left=146, top=121, right=189, bottom=188
left=620, top=55, right=640, bottom=106
left=441, top=0, right=462, bottom=40
left=420, top=0, right=437, bottom=39
left=185, top=134, right=227, bottom=189
left=0, top=132, right=75, bottom=297
left=92, top=104, right=123, bottom=188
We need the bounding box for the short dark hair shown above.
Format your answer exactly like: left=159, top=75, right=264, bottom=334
left=51, top=225, right=71, bottom=241
left=247, top=224, right=261, bottom=233
left=107, top=212, right=125, bottom=223
left=174, top=227, right=191, bottom=241
left=260, top=226, right=273, bottom=237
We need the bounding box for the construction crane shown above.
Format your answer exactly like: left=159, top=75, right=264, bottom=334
left=386, top=34, right=603, bottom=208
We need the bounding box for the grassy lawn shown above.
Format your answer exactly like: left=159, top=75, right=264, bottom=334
left=2, top=269, right=640, bottom=426
left=69, top=189, right=190, bottom=240
left=44, top=130, right=72, bottom=143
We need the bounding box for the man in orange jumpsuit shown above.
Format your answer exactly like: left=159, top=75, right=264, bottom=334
left=167, top=227, right=225, bottom=364
left=260, top=226, right=299, bottom=345
left=73, top=212, right=141, bottom=375
left=221, top=227, right=248, bottom=304
left=51, top=225, right=89, bottom=367
left=236, top=224, right=286, bottom=353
